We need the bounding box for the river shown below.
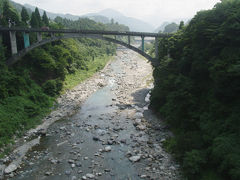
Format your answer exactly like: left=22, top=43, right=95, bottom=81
left=5, top=48, right=180, bottom=180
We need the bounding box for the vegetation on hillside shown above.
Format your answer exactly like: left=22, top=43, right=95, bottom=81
left=163, top=22, right=179, bottom=33
left=150, top=0, right=240, bottom=179
left=0, top=0, right=123, bottom=151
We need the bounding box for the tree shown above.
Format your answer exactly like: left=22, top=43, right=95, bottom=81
left=21, top=7, right=29, bottom=24
left=179, top=21, right=184, bottom=30
left=42, top=11, right=49, bottom=26
left=2, top=0, right=20, bottom=26
left=110, top=18, right=114, bottom=24
left=30, top=12, right=39, bottom=28
left=163, top=22, right=179, bottom=33
left=34, top=7, right=42, bottom=27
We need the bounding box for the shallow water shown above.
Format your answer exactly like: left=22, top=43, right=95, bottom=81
left=11, top=50, right=145, bottom=180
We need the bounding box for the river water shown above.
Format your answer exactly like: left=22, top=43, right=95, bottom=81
left=8, top=49, right=180, bottom=180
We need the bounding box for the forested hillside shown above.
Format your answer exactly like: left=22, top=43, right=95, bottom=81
left=0, top=0, right=121, bottom=152
left=150, top=0, right=240, bottom=179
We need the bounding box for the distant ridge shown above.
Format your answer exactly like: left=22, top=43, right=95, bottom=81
left=10, top=1, right=154, bottom=32
left=85, top=9, right=155, bottom=32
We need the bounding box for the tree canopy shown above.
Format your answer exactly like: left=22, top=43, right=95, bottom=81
left=151, top=0, right=240, bottom=179
left=21, top=7, right=29, bottom=24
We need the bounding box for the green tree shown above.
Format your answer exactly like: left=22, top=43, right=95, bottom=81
left=21, top=7, right=29, bottom=25
left=179, top=21, right=184, bottom=30
left=30, top=12, right=39, bottom=28
left=2, top=0, right=20, bottom=26
left=34, top=7, right=42, bottom=27
left=42, top=11, right=49, bottom=26
left=164, top=22, right=178, bottom=33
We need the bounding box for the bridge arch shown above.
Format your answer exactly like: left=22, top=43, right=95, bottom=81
left=6, top=34, right=159, bottom=66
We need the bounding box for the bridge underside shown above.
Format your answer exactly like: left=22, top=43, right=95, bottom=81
left=6, top=33, right=159, bottom=67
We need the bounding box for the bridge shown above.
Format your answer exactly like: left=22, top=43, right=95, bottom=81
left=0, top=27, right=168, bottom=66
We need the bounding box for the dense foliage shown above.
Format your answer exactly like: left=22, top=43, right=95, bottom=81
left=0, top=0, right=121, bottom=151
left=150, top=0, right=240, bottom=179
left=163, top=22, right=179, bottom=33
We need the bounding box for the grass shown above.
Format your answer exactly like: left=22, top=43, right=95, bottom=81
left=63, top=55, right=112, bottom=91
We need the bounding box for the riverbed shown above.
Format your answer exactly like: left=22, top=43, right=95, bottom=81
left=3, top=48, right=180, bottom=180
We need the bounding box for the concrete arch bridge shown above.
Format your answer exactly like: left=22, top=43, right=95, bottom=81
left=0, top=27, right=168, bottom=66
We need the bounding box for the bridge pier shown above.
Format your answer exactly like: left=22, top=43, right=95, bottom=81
left=9, top=31, right=17, bottom=55
left=155, top=37, right=159, bottom=59
left=37, top=32, right=42, bottom=42
left=128, top=35, right=130, bottom=45
left=51, top=33, right=55, bottom=38
left=23, top=32, right=30, bottom=48
left=141, top=36, right=145, bottom=52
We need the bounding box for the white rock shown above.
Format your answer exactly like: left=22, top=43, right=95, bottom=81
left=136, top=125, right=146, bottom=131
left=141, top=174, right=147, bottom=178
left=129, top=155, right=141, bottom=162
left=4, top=164, right=17, bottom=174
left=86, top=173, right=95, bottom=179
left=104, top=146, right=112, bottom=152
left=82, top=176, right=87, bottom=180
left=135, top=112, right=144, bottom=118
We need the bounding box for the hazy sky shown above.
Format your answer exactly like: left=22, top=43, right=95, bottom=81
left=12, top=0, right=221, bottom=27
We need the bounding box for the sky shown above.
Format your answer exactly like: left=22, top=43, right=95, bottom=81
left=12, top=0, right=221, bottom=27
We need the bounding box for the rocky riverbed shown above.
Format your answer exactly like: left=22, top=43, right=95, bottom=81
left=1, top=48, right=181, bottom=180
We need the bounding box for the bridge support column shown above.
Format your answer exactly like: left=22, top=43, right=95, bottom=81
left=51, top=33, right=55, bottom=38
left=114, top=35, right=117, bottom=40
left=141, top=36, right=145, bottom=52
left=37, top=32, right=42, bottom=42
left=9, top=31, right=17, bottom=55
left=155, top=37, right=159, bottom=59
left=128, top=35, right=130, bottom=45
left=23, top=32, right=30, bottom=48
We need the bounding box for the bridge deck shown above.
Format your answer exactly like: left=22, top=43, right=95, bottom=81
left=0, top=27, right=168, bottom=38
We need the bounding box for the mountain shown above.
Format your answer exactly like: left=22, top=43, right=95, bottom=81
left=154, top=22, right=170, bottom=33
left=85, top=9, right=155, bottom=32
left=12, top=2, right=108, bottom=24
left=10, top=1, right=154, bottom=32
left=23, top=3, right=80, bottom=20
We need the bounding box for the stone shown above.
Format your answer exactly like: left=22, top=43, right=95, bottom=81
left=76, top=162, right=82, bottom=167
left=140, top=174, right=147, bottom=178
left=65, top=170, right=71, bottom=175
left=0, top=164, right=5, bottom=178
left=4, top=164, right=17, bottom=174
left=45, top=171, right=52, bottom=176
left=93, top=136, right=100, bottom=141
left=135, top=112, right=144, bottom=118
left=71, top=176, right=77, bottom=180
left=82, top=176, right=87, bottom=180
left=86, top=173, right=95, bottom=179
left=129, top=155, right=141, bottom=162
left=68, top=159, right=75, bottom=164
left=120, top=139, right=126, bottom=144
left=9, top=172, right=14, bottom=178
left=107, top=140, right=113, bottom=145
left=136, top=125, right=146, bottom=131
left=59, top=126, right=66, bottom=130
left=104, top=146, right=112, bottom=152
